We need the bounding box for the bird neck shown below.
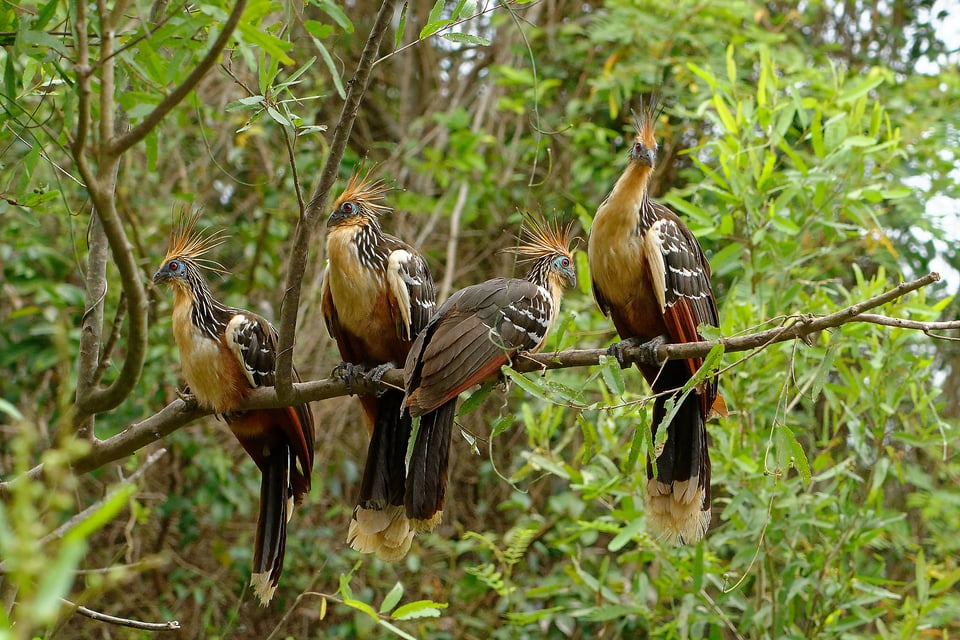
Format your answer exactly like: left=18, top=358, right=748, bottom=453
left=327, top=220, right=388, bottom=272
left=172, top=269, right=230, bottom=341
left=611, top=161, right=652, bottom=211
left=524, top=261, right=565, bottom=319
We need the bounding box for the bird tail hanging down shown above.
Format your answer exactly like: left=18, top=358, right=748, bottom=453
left=347, top=389, right=416, bottom=561
left=645, top=361, right=712, bottom=544
left=249, top=442, right=293, bottom=605
left=404, top=399, right=457, bottom=533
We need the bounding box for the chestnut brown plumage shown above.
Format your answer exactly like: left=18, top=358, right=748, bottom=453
left=321, top=172, right=436, bottom=560
left=402, top=217, right=577, bottom=531
left=154, top=212, right=315, bottom=605
left=588, top=94, right=721, bottom=543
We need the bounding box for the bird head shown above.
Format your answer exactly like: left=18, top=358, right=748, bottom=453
left=629, top=92, right=663, bottom=168
left=153, top=210, right=226, bottom=288
left=328, top=170, right=391, bottom=229
left=512, top=215, right=578, bottom=291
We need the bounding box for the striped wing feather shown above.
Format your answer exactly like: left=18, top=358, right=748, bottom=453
left=405, top=278, right=548, bottom=415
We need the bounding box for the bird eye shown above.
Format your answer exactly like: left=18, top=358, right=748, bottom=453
left=341, top=201, right=356, bottom=215
left=168, top=260, right=180, bottom=272
left=555, top=256, right=571, bottom=269
left=634, top=141, right=645, bottom=154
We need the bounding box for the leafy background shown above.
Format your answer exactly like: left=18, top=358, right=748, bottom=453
left=1, top=0, right=958, bottom=638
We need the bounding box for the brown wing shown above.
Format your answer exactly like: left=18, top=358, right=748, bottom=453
left=403, top=278, right=553, bottom=416
left=641, top=202, right=719, bottom=406
left=225, top=311, right=315, bottom=495
left=382, top=235, right=437, bottom=343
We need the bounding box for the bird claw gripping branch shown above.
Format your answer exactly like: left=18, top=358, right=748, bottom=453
left=607, top=334, right=669, bottom=369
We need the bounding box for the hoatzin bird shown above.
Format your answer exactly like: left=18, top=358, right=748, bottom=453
left=153, top=213, right=315, bottom=605
left=403, top=217, right=577, bottom=531
left=588, top=95, right=721, bottom=544
left=320, top=172, right=436, bottom=561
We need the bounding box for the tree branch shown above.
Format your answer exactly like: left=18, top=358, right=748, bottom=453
left=275, top=0, right=400, bottom=397
left=65, top=599, right=181, bottom=631
left=1, top=272, right=941, bottom=490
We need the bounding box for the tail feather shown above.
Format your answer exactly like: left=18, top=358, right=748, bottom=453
left=250, top=446, right=291, bottom=605
left=645, top=363, right=711, bottom=544
left=405, top=400, right=456, bottom=532
left=348, top=390, right=415, bottom=560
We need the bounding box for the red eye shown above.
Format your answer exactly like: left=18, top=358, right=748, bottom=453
left=341, top=201, right=356, bottom=214
left=561, top=257, right=571, bottom=268
left=168, top=261, right=179, bottom=271
left=634, top=142, right=644, bottom=153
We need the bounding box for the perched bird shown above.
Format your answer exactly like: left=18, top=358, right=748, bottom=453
left=320, top=172, right=436, bottom=560
left=588, top=95, right=721, bottom=543
left=153, top=212, right=315, bottom=604
left=403, top=217, right=577, bottom=531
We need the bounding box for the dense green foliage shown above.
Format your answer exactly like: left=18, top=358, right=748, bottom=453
left=1, top=0, right=958, bottom=638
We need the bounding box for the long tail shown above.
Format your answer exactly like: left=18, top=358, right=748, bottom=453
left=405, top=399, right=457, bottom=532
left=250, top=445, right=292, bottom=605
left=645, top=361, right=711, bottom=544
left=347, top=389, right=416, bottom=561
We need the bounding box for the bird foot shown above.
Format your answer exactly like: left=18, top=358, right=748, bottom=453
left=333, top=362, right=366, bottom=395
left=365, top=363, right=395, bottom=397
left=176, top=386, right=198, bottom=409
left=607, top=335, right=668, bottom=368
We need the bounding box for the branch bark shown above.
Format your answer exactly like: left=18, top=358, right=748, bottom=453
left=3, top=272, right=943, bottom=491
left=275, top=0, right=400, bottom=397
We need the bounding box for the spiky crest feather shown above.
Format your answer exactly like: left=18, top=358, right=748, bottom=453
left=631, top=92, right=664, bottom=149
left=507, top=214, right=576, bottom=264
left=162, top=209, right=228, bottom=274
left=332, top=169, right=392, bottom=218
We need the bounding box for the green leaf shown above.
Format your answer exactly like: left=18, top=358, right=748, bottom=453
left=458, top=382, right=494, bottom=415
left=313, top=37, right=346, bottom=99
left=392, top=599, right=447, bottom=620
left=33, top=537, right=86, bottom=621
left=809, top=343, right=836, bottom=401
left=725, top=44, right=736, bottom=84
left=775, top=424, right=811, bottom=482
left=0, top=398, right=23, bottom=421
left=379, top=582, right=404, bottom=613
left=342, top=597, right=380, bottom=620
left=320, top=0, right=354, bottom=33
left=237, top=22, right=295, bottom=66
left=441, top=32, right=490, bottom=46
left=266, top=106, right=292, bottom=127
left=837, top=73, right=884, bottom=104
left=598, top=355, right=625, bottom=397
left=502, top=367, right=552, bottom=404
left=34, top=0, right=59, bottom=29
left=712, top=94, right=737, bottom=134
left=395, top=2, right=408, bottom=49
left=686, top=62, right=717, bottom=89
left=304, top=20, right=334, bottom=40
left=420, top=0, right=452, bottom=39
left=607, top=517, right=644, bottom=552
left=810, top=108, right=824, bottom=158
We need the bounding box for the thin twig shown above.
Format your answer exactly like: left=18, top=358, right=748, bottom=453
left=64, top=599, right=181, bottom=630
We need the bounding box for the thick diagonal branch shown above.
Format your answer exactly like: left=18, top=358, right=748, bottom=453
left=275, top=0, right=400, bottom=396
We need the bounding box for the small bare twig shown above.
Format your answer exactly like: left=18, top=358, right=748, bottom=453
left=64, top=599, right=181, bottom=631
